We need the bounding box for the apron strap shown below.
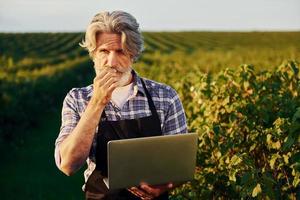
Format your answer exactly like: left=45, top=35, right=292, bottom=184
left=140, top=78, right=160, bottom=122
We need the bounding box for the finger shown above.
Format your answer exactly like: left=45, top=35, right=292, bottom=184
left=99, top=76, right=119, bottom=95
left=155, top=182, right=173, bottom=189
left=140, top=184, right=160, bottom=197
left=127, top=187, right=153, bottom=200
left=94, top=67, right=113, bottom=78
left=99, top=79, right=118, bottom=98
left=95, top=73, right=121, bottom=90
left=97, top=71, right=118, bottom=86
left=95, top=69, right=117, bottom=80
left=107, top=81, right=119, bottom=94
left=103, top=75, right=119, bottom=87
left=167, top=182, right=174, bottom=189
left=146, top=182, right=173, bottom=190
left=94, top=67, right=117, bottom=82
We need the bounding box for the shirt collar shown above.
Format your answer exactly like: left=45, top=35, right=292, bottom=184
left=132, top=69, right=147, bottom=97
left=87, top=69, right=146, bottom=99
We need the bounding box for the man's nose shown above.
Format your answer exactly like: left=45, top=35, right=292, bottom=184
left=107, top=52, right=118, bottom=67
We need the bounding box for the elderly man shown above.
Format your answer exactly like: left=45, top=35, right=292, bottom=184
left=54, top=10, right=187, bottom=200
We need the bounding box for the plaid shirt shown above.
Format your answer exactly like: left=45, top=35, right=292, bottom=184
left=54, top=71, right=187, bottom=189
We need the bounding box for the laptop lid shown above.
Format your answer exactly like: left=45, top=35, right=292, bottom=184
left=105, top=133, right=198, bottom=190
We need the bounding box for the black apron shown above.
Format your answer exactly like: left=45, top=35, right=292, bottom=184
left=85, top=78, right=169, bottom=200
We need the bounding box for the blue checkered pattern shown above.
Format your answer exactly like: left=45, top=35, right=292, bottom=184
left=54, top=70, right=187, bottom=187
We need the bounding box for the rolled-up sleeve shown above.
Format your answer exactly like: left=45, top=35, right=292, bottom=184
left=54, top=89, right=80, bottom=168
left=162, top=88, right=188, bottom=135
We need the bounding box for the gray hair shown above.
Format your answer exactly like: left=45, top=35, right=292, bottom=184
left=79, top=10, right=144, bottom=62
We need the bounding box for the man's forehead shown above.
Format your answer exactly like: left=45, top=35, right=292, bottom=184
left=96, top=32, right=122, bottom=47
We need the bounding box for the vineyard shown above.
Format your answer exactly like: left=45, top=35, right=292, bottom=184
left=0, top=32, right=299, bottom=199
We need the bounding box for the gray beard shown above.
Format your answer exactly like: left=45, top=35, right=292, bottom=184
left=117, top=68, right=132, bottom=87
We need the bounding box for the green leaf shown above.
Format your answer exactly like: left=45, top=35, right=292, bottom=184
left=290, top=152, right=300, bottom=164
left=229, top=170, right=237, bottom=182
left=231, top=155, right=242, bottom=166
left=282, top=135, right=295, bottom=151
left=270, top=154, right=280, bottom=170
left=212, top=124, right=220, bottom=135
left=262, top=173, right=276, bottom=199
left=241, top=172, right=252, bottom=185
left=291, top=107, right=300, bottom=125
left=262, top=172, right=277, bottom=185
left=289, top=61, right=299, bottom=75
left=243, top=81, right=250, bottom=89
left=266, top=134, right=272, bottom=144
left=271, top=141, right=281, bottom=150
left=283, top=154, right=289, bottom=164
left=249, top=143, right=256, bottom=152
left=252, top=183, right=262, bottom=197
left=293, top=172, right=300, bottom=187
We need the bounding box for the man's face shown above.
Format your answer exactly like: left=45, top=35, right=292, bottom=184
left=93, top=32, right=133, bottom=87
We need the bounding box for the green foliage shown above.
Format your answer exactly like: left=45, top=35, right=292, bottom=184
left=0, top=57, right=93, bottom=142
left=0, top=32, right=299, bottom=199
left=171, top=61, right=300, bottom=199
left=0, top=33, right=90, bottom=143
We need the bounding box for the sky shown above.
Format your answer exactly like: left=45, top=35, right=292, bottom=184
left=0, top=0, right=299, bottom=32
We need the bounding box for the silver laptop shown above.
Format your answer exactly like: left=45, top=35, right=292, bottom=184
left=103, top=133, right=198, bottom=190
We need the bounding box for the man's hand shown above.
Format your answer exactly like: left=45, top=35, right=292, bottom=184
left=59, top=67, right=122, bottom=176
left=91, top=67, right=121, bottom=106
left=128, top=182, right=174, bottom=199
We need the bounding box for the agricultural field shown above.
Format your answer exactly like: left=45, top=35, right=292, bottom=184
left=0, top=32, right=299, bottom=199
